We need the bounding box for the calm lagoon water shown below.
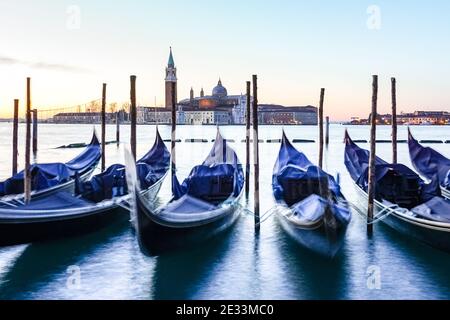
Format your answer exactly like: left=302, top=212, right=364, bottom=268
left=0, top=123, right=449, bottom=300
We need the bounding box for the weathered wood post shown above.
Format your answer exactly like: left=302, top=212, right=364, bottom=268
left=24, top=77, right=32, bottom=204
left=245, top=80, right=251, bottom=197
left=367, top=75, right=378, bottom=236
left=101, top=83, right=107, bottom=171
left=252, top=75, right=260, bottom=230
left=116, top=111, right=120, bottom=147
left=12, top=99, right=19, bottom=175
left=325, top=116, right=330, bottom=146
left=391, top=77, right=397, bottom=164
left=171, top=81, right=177, bottom=194
left=130, top=76, right=137, bottom=160
left=32, top=109, right=38, bottom=159
left=318, top=88, right=325, bottom=168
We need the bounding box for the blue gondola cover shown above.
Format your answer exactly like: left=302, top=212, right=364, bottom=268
left=408, top=129, right=450, bottom=189
left=172, top=130, right=244, bottom=204
left=273, top=131, right=350, bottom=224
left=345, top=130, right=450, bottom=222
left=0, top=131, right=101, bottom=196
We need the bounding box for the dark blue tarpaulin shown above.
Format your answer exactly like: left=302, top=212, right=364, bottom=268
left=272, top=131, right=350, bottom=224
left=408, top=129, right=450, bottom=189
left=77, top=128, right=170, bottom=202
left=172, top=130, right=244, bottom=203
left=344, top=130, right=450, bottom=223
left=0, top=131, right=101, bottom=197
left=273, top=131, right=341, bottom=201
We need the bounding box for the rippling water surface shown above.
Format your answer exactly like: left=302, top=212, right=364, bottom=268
left=0, top=123, right=449, bottom=300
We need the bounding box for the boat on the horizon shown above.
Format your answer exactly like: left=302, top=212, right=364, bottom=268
left=132, top=129, right=244, bottom=255
left=408, top=128, right=450, bottom=200
left=0, top=129, right=170, bottom=246
left=0, top=130, right=101, bottom=201
left=344, top=130, right=450, bottom=253
left=272, top=131, right=351, bottom=257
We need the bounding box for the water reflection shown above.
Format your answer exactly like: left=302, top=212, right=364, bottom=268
left=151, top=222, right=236, bottom=300
left=272, top=219, right=349, bottom=300
left=374, top=223, right=450, bottom=299
left=0, top=222, right=129, bottom=299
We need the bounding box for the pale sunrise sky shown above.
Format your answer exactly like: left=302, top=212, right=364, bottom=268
left=1, top=0, right=450, bottom=120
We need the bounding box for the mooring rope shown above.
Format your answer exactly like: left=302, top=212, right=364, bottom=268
left=236, top=203, right=282, bottom=225
left=344, top=201, right=408, bottom=225
left=239, top=199, right=408, bottom=227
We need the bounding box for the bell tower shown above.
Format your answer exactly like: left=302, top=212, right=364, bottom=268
left=165, top=47, right=177, bottom=108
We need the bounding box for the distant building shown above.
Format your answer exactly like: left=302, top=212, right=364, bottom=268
left=258, top=105, right=318, bottom=125
left=351, top=110, right=450, bottom=125
left=165, top=47, right=177, bottom=108
left=178, top=79, right=250, bottom=125
left=399, top=111, right=450, bottom=125
left=53, top=112, right=116, bottom=124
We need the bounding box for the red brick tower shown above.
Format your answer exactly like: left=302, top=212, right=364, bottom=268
left=165, top=47, right=177, bottom=108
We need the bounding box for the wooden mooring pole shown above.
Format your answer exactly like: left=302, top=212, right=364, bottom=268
left=391, top=77, right=398, bottom=164
left=367, top=75, right=378, bottom=236
left=12, top=99, right=19, bottom=175
left=245, top=81, right=251, bottom=197
left=24, top=77, right=32, bottom=204
left=252, top=75, right=260, bottom=230
left=116, top=111, right=120, bottom=147
left=32, top=109, right=38, bottom=159
left=171, top=81, right=177, bottom=194
left=101, top=83, right=107, bottom=172
left=318, top=88, right=325, bottom=169
left=325, top=116, right=330, bottom=146
left=130, top=76, right=137, bottom=160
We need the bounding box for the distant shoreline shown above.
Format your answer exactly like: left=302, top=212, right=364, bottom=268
left=0, top=120, right=449, bottom=127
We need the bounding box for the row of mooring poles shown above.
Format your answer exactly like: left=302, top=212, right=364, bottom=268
left=252, top=75, right=260, bottom=231
left=32, top=109, right=38, bottom=159
left=391, top=77, right=398, bottom=164
left=101, top=83, right=107, bottom=172
left=11, top=78, right=34, bottom=204
left=367, top=75, right=378, bottom=236
left=365, top=75, right=398, bottom=236
left=11, top=75, right=143, bottom=202
left=24, top=77, right=32, bottom=204
left=171, top=82, right=177, bottom=194
left=12, top=100, right=19, bottom=176
left=116, top=111, right=120, bottom=147
left=318, top=88, right=325, bottom=169
left=243, top=75, right=261, bottom=231
left=130, top=76, right=137, bottom=160
left=245, top=81, right=251, bottom=197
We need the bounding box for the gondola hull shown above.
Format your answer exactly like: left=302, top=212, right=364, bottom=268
left=276, top=207, right=349, bottom=258
left=0, top=174, right=165, bottom=247
left=0, top=205, right=126, bottom=246
left=441, top=187, right=450, bottom=200
left=352, top=182, right=450, bottom=253
left=136, top=191, right=242, bottom=256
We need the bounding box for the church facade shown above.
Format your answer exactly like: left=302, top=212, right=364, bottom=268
left=149, top=48, right=317, bottom=125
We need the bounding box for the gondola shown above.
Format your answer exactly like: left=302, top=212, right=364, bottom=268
left=0, top=129, right=170, bottom=246
left=0, top=130, right=101, bottom=201
left=272, top=131, right=351, bottom=257
left=408, top=128, right=450, bottom=200
left=133, top=130, right=244, bottom=255
left=344, top=130, right=450, bottom=252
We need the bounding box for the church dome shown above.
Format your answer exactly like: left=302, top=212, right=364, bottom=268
left=212, top=79, right=228, bottom=98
